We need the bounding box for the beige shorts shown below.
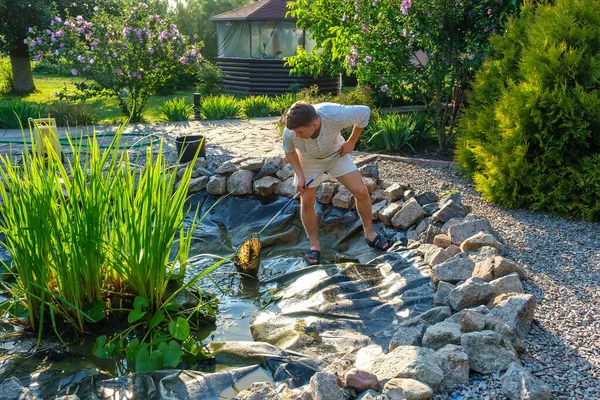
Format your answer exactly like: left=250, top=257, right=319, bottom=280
left=293, top=153, right=358, bottom=189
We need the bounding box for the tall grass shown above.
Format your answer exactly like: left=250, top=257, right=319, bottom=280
left=159, top=97, right=194, bottom=122
left=367, top=113, right=417, bottom=152
left=0, top=100, right=46, bottom=129
left=241, top=95, right=272, bottom=118
left=200, top=95, right=242, bottom=120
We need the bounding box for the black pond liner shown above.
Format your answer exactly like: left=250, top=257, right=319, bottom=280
left=0, top=192, right=434, bottom=399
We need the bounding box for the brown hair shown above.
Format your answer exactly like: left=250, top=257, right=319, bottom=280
left=285, top=101, right=318, bottom=130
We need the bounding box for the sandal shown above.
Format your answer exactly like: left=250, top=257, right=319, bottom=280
left=304, top=250, right=321, bottom=266
left=366, top=232, right=391, bottom=251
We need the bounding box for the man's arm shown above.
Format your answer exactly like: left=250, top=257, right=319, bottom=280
left=337, top=105, right=370, bottom=156
left=285, top=150, right=307, bottom=194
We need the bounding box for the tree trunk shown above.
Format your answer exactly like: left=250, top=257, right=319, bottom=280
left=10, top=37, right=35, bottom=94
left=437, top=126, right=447, bottom=154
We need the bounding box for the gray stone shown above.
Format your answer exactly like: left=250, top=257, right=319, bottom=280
left=256, top=159, right=281, bottom=180
left=363, top=177, right=378, bottom=194
left=432, top=254, right=475, bottom=285
left=277, top=164, right=295, bottom=181
left=216, top=161, right=238, bottom=176
left=407, top=228, right=419, bottom=242
left=424, top=247, right=452, bottom=266
left=440, top=217, right=466, bottom=234
left=448, top=278, right=494, bottom=311
left=316, top=181, right=339, bottom=205
left=389, top=318, right=428, bottom=350
left=227, top=170, right=254, bottom=195
left=207, top=175, right=227, bottom=195
left=416, top=191, right=438, bottom=206
left=475, top=256, right=527, bottom=281
left=233, top=382, right=280, bottom=400
left=419, top=306, right=452, bottom=325
left=371, top=189, right=387, bottom=204
left=489, top=293, right=536, bottom=338
left=439, top=192, right=462, bottom=206
left=460, top=232, right=504, bottom=255
left=280, top=386, right=313, bottom=400
left=415, top=218, right=431, bottom=237
left=458, top=309, right=487, bottom=332
left=434, top=282, right=455, bottom=307
left=0, top=377, right=33, bottom=400
left=448, top=218, right=494, bottom=246
left=432, top=200, right=465, bottom=223
left=254, top=176, right=281, bottom=197
left=403, top=190, right=416, bottom=201
left=240, top=158, right=264, bottom=172
left=275, top=177, right=296, bottom=198
left=194, top=157, right=207, bottom=170
left=196, top=167, right=214, bottom=177
left=345, top=368, right=379, bottom=393
left=501, top=363, right=552, bottom=400
left=383, top=378, right=432, bottom=400
left=177, top=167, right=200, bottom=180
left=384, top=183, right=405, bottom=203
left=332, top=188, right=353, bottom=209
left=420, top=225, right=443, bottom=244
left=391, top=198, right=425, bottom=229
left=188, top=176, right=209, bottom=194
left=372, top=200, right=388, bottom=221
left=433, top=234, right=451, bottom=248
left=356, top=389, right=387, bottom=400
left=444, top=306, right=490, bottom=324
left=445, top=245, right=460, bottom=258
left=359, top=164, right=380, bottom=180
left=435, top=345, right=469, bottom=388
left=461, top=330, right=520, bottom=374
left=422, top=322, right=462, bottom=351
left=422, top=202, right=439, bottom=217
left=370, top=346, right=444, bottom=388
left=310, top=372, right=344, bottom=400
left=484, top=314, right=526, bottom=353
left=379, top=202, right=402, bottom=226
left=466, top=246, right=500, bottom=262
left=490, top=273, right=524, bottom=297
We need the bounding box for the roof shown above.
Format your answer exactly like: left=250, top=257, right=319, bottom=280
left=210, top=0, right=297, bottom=22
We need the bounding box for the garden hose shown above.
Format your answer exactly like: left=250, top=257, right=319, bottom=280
left=0, top=132, right=162, bottom=149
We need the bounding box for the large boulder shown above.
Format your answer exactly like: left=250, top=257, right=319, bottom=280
left=382, top=378, right=433, bottom=400
left=501, top=363, right=552, bottom=400
left=433, top=234, right=451, bottom=248
left=359, top=163, right=379, bottom=180
left=345, top=369, right=380, bottom=394
left=371, top=189, right=387, bottom=204
left=389, top=318, right=428, bottom=350
left=310, top=372, right=345, bottom=400
left=422, top=202, right=439, bottom=217
left=363, top=177, right=378, bottom=194
left=232, top=382, right=280, bottom=400
left=460, top=330, right=520, bottom=374
left=435, top=345, right=469, bottom=388
left=448, top=278, right=494, bottom=311
left=227, top=170, right=254, bottom=195
left=384, top=183, right=406, bottom=203
left=489, top=293, right=536, bottom=338
left=432, top=200, right=464, bottom=223
left=433, top=282, right=455, bottom=307
left=379, top=203, right=402, bottom=225
left=277, top=164, right=295, bottom=181
left=254, top=176, right=281, bottom=197
left=187, top=176, right=209, bottom=194
left=239, top=158, right=264, bottom=172
left=416, top=191, right=438, bottom=206
left=422, top=322, right=462, bottom=351
left=466, top=246, right=501, bottom=262
left=332, top=188, right=353, bottom=209
left=317, top=181, right=339, bottom=205
left=391, top=198, right=425, bottom=229
left=418, top=306, right=452, bottom=325
left=473, top=256, right=527, bottom=281
left=216, top=161, right=238, bottom=176
left=275, top=177, right=296, bottom=198
left=207, top=175, right=227, bottom=195
left=490, top=273, right=524, bottom=297
left=255, top=158, right=282, bottom=180
left=431, top=254, right=475, bottom=285
left=370, top=346, right=444, bottom=388
left=372, top=200, right=388, bottom=221
left=460, top=232, right=504, bottom=255
left=457, top=309, right=487, bottom=333
left=447, top=218, right=494, bottom=246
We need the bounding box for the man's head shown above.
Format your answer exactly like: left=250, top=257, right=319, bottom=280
left=285, top=101, right=320, bottom=139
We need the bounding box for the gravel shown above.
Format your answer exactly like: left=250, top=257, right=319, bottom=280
left=378, top=159, right=600, bottom=400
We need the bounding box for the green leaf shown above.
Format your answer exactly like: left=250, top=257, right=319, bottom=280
left=135, top=347, right=164, bottom=373
left=158, top=341, right=183, bottom=368
left=168, top=317, right=190, bottom=341
left=83, top=300, right=106, bottom=323
left=164, top=302, right=178, bottom=312
left=126, top=338, right=141, bottom=364
left=92, top=335, right=115, bottom=359
left=128, top=308, right=146, bottom=323
left=133, top=296, right=150, bottom=310
left=148, top=310, right=165, bottom=330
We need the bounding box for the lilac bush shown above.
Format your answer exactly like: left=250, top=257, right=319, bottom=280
left=28, top=3, right=202, bottom=122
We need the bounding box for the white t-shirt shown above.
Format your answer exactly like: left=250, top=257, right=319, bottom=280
left=282, top=103, right=371, bottom=160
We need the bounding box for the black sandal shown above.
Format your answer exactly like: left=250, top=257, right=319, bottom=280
left=304, top=250, right=321, bottom=266
left=366, top=232, right=391, bottom=251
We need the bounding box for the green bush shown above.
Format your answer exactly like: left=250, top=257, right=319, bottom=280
left=46, top=102, right=98, bottom=126
left=456, top=0, right=600, bottom=221
left=367, top=113, right=417, bottom=152
left=335, top=86, right=376, bottom=109
left=159, top=97, right=194, bottom=122
left=0, top=57, right=12, bottom=95
left=270, top=93, right=296, bottom=116
left=0, top=100, right=46, bottom=129
left=200, top=95, right=242, bottom=120
left=32, top=59, right=72, bottom=77
left=241, top=96, right=272, bottom=118
left=196, top=63, right=225, bottom=97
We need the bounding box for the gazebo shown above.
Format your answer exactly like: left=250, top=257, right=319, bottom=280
left=210, top=0, right=339, bottom=95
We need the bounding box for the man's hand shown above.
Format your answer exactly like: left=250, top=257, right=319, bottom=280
left=338, top=140, right=356, bottom=157
left=295, top=175, right=307, bottom=194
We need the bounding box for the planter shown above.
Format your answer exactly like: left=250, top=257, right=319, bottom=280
left=176, top=135, right=206, bottom=163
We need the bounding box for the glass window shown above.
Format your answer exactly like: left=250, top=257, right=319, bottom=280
left=217, top=21, right=250, bottom=58
left=250, top=21, right=304, bottom=59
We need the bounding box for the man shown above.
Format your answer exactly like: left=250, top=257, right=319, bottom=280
left=282, top=101, right=391, bottom=265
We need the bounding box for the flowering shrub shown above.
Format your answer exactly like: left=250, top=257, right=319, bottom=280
left=288, top=0, right=516, bottom=151
left=27, top=3, right=202, bottom=122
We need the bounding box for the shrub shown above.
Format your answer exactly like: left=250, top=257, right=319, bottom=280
left=242, top=96, right=272, bottom=118
left=0, top=57, right=12, bottom=95
left=335, top=85, right=376, bottom=109
left=0, top=100, right=46, bottom=129
left=200, top=95, right=242, bottom=120
left=456, top=0, right=600, bottom=221
left=46, top=102, right=98, bottom=126
left=367, top=113, right=417, bottom=152
left=159, top=97, right=194, bottom=122
left=196, top=63, right=225, bottom=97
left=270, top=93, right=296, bottom=116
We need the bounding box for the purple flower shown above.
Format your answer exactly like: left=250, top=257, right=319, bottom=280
left=94, top=6, right=99, bottom=11
left=71, top=68, right=78, bottom=75
left=137, top=73, right=142, bottom=79
left=33, top=55, right=40, bottom=62
left=403, top=29, right=408, bottom=37
left=84, top=22, right=92, bottom=29
left=152, top=14, right=159, bottom=21
left=55, top=49, right=60, bottom=56
left=28, top=27, right=34, bottom=34
left=484, top=26, right=490, bottom=33
left=60, top=43, right=65, bottom=48
left=468, top=54, right=475, bottom=60
left=89, top=58, right=94, bottom=64
left=56, top=29, right=64, bottom=36
left=487, top=8, right=492, bottom=15
left=372, top=1, right=378, bottom=6
left=23, top=39, right=28, bottom=44
left=37, top=38, right=42, bottom=45
left=77, top=55, right=85, bottom=62
left=115, top=68, right=122, bottom=74
left=54, top=92, right=60, bottom=97
left=46, top=29, right=52, bottom=35
left=149, top=47, right=154, bottom=54
left=77, top=28, right=84, bottom=34
left=342, top=13, right=347, bottom=22
left=380, top=84, right=389, bottom=92
left=170, top=24, right=177, bottom=31
left=364, top=56, right=372, bottom=63
left=401, top=0, right=412, bottom=15
left=55, top=16, right=62, bottom=23
left=350, top=54, right=357, bottom=62
left=354, top=13, right=358, bottom=19
left=137, top=29, right=143, bottom=38
left=179, top=57, right=188, bottom=64
left=112, top=52, right=118, bottom=58
left=354, top=1, right=359, bottom=11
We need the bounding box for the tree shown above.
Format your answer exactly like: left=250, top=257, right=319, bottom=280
left=287, top=0, right=515, bottom=152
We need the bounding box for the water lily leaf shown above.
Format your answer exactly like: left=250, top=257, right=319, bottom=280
left=83, top=300, right=106, bottom=323
left=126, top=338, right=140, bottom=364
left=133, top=296, right=150, bottom=310
left=159, top=341, right=182, bottom=368
left=92, top=335, right=115, bottom=359
left=128, top=308, right=146, bottom=323
left=135, top=347, right=163, bottom=373
left=168, top=316, right=190, bottom=341
left=149, top=310, right=165, bottom=330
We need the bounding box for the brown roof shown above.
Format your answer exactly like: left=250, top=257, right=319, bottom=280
left=210, top=0, right=297, bottom=22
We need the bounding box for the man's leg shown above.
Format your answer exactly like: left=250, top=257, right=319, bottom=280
left=300, top=187, right=320, bottom=262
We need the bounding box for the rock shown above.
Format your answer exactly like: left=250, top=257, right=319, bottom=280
left=490, top=273, right=524, bottom=297
left=371, top=189, right=387, bottom=204
left=448, top=278, right=494, bottom=311
left=433, top=234, right=451, bottom=248
left=434, top=282, right=454, bottom=307
left=422, top=202, right=439, bottom=217
left=370, top=346, right=444, bottom=388
left=356, top=389, right=386, bottom=400
left=379, top=203, right=402, bottom=226
left=431, top=254, right=475, bottom=285
left=275, top=177, right=296, bottom=198
left=424, top=247, right=452, bottom=266
left=460, top=232, right=504, bottom=255
left=55, top=396, right=80, bottom=400
left=233, top=382, right=280, bottom=400
left=445, top=245, right=460, bottom=258
left=403, top=190, right=416, bottom=201
left=435, top=345, right=469, bottom=388
left=345, top=369, right=379, bottom=394
left=407, top=228, right=419, bottom=242
left=447, top=218, right=494, bottom=246
left=415, top=218, right=430, bottom=236
left=186, top=176, right=208, bottom=194
left=256, top=159, right=281, bottom=180
left=207, top=175, right=227, bottom=195
left=363, top=177, right=378, bottom=194
left=389, top=318, right=428, bottom=350
left=422, top=322, right=462, bottom=351
left=177, top=167, right=200, bottom=180
left=359, top=164, right=379, bottom=179
left=474, top=257, right=527, bottom=281
left=194, top=157, right=207, bottom=170
left=227, top=170, right=254, bottom=195
left=391, top=198, right=425, bottom=229
left=501, top=363, right=552, bottom=400
left=196, top=167, right=214, bottom=177
left=489, top=293, right=536, bottom=338
left=216, top=161, right=238, bottom=176
left=383, top=378, right=433, bottom=400
left=240, top=158, right=265, bottom=172
left=420, top=225, right=442, bottom=244
left=332, top=188, right=353, bottom=209
left=372, top=200, right=388, bottom=221
left=310, top=372, right=344, bottom=400
left=384, top=183, right=405, bottom=203
left=440, top=217, right=465, bottom=234
left=444, top=306, right=490, bottom=324
left=277, top=164, right=295, bottom=181
left=432, top=200, right=465, bottom=223
left=316, top=182, right=339, bottom=205
left=416, top=191, right=438, bottom=205
left=461, top=330, right=520, bottom=374
left=466, top=246, right=500, bottom=262
left=484, top=314, right=527, bottom=353
left=0, top=377, right=33, bottom=400
left=458, top=309, right=487, bottom=332
left=439, top=192, right=462, bottom=206
left=280, top=386, right=313, bottom=400
left=418, top=306, right=452, bottom=325
left=254, top=176, right=281, bottom=197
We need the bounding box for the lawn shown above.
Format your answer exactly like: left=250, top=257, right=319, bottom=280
left=3, top=75, right=196, bottom=124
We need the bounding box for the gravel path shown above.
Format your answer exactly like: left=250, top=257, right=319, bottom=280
left=378, top=159, right=600, bottom=400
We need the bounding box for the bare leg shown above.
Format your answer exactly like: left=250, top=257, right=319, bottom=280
left=300, top=187, right=320, bottom=262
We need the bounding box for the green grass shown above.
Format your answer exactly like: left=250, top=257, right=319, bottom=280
left=2, top=75, right=196, bottom=124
